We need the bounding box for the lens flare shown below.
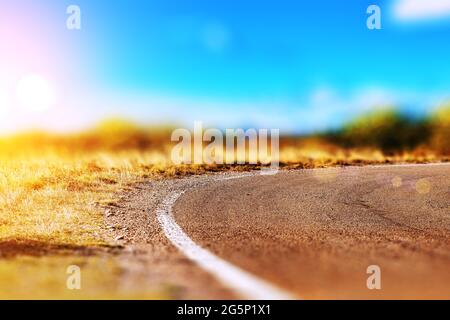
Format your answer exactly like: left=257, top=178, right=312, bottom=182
left=0, top=89, right=11, bottom=115
left=16, top=74, right=56, bottom=112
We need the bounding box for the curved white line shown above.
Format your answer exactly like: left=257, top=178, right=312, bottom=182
left=156, top=175, right=295, bottom=300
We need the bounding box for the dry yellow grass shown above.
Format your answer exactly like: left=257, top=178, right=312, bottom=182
left=0, top=149, right=187, bottom=299
left=0, top=124, right=447, bottom=299
left=0, top=255, right=171, bottom=300
left=1, top=152, right=134, bottom=246
left=0, top=145, right=447, bottom=246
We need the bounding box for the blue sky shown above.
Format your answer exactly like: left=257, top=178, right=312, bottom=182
left=92, top=0, right=450, bottom=96
left=2, top=0, right=450, bottom=133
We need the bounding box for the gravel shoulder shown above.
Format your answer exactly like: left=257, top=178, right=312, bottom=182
left=105, top=173, right=246, bottom=299
left=108, top=164, right=450, bottom=299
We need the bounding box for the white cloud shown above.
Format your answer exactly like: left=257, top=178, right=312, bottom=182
left=290, top=87, right=398, bottom=132
left=79, top=87, right=447, bottom=134
left=394, top=0, right=450, bottom=21
left=4, top=85, right=446, bottom=135
left=0, top=88, right=11, bottom=117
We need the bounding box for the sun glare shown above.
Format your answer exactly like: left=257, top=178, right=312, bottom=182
left=16, top=74, right=56, bottom=112
left=0, top=89, right=11, bottom=115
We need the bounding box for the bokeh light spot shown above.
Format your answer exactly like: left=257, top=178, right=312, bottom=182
left=312, top=167, right=341, bottom=183
left=392, top=176, right=402, bottom=188
left=415, top=178, right=431, bottom=194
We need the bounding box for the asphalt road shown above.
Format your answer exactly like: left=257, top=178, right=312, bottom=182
left=171, top=164, right=450, bottom=299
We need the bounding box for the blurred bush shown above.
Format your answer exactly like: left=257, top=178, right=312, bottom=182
left=429, top=105, right=450, bottom=155
left=84, top=118, right=172, bottom=151
left=0, top=118, right=175, bottom=155
left=0, top=107, right=448, bottom=159
left=325, top=108, right=431, bottom=154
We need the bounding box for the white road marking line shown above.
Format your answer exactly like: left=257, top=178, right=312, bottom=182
left=156, top=164, right=449, bottom=299
left=156, top=174, right=295, bottom=300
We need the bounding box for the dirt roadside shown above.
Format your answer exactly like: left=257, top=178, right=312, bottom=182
left=105, top=173, right=244, bottom=299
left=106, top=164, right=450, bottom=299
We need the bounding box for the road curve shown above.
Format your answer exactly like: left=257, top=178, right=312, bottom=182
left=172, top=164, right=450, bottom=299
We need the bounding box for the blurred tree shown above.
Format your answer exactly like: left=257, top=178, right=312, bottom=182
left=329, top=108, right=430, bottom=154
left=429, top=105, right=450, bottom=155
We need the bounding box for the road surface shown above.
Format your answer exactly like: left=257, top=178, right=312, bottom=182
left=170, top=164, right=450, bottom=299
